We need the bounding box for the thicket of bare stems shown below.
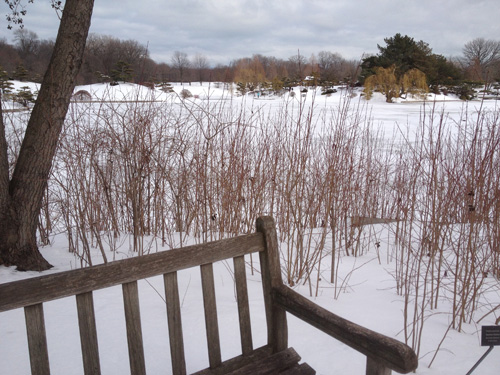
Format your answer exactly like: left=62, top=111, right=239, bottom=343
left=4, top=87, right=499, bottom=360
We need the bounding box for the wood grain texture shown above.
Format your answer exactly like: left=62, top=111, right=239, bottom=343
left=164, top=271, right=187, bottom=375
left=0, top=233, right=264, bottom=312
left=233, top=255, right=253, bottom=356
left=258, top=249, right=274, bottom=348
left=257, top=216, right=288, bottom=352
left=273, top=284, right=418, bottom=374
left=256, top=216, right=283, bottom=287
left=191, top=345, right=273, bottom=375
left=282, top=363, right=317, bottom=375
left=122, top=281, right=146, bottom=375
left=200, top=263, right=222, bottom=368
left=226, top=347, right=301, bottom=375
left=24, top=303, right=50, bottom=375
left=76, top=292, right=101, bottom=375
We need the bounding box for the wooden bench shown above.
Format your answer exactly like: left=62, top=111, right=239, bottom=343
left=0, top=216, right=418, bottom=374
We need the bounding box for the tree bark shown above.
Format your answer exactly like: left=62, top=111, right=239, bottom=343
left=0, top=0, right=94, bottom=271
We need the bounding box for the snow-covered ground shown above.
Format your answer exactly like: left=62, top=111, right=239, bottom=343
left=1, top=82, right=499, bottom=374
left=1, top=228, right=499, bottom=375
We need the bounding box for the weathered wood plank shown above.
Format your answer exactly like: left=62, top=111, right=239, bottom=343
left=24, top=303, right=50, bottom=375
left=76, top=292, right=101, bottom=375
left=280, top=362, right=316, bottom=375
left=257, top=216, right=288, bottom=353
left=0, top=233, right=265, bottom=312
left=164, top=271, right=186, bottom=375
left=233, top=255, right=253, bottom=356
left=273, top=284, right=418, bottom=374
left=191, top=345, right=273, bottom=375
left=258, top=249, right=274, bottom=348
left=200, top=263, right=222, bottom=368
left=122, top=281, right=146, bottom=375
left=226, top=347, right=301, bottom=375
left=256, top=217, right=283, bottom=288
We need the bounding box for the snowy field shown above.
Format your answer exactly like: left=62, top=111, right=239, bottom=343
left=1, top=82, right=499, bottom=374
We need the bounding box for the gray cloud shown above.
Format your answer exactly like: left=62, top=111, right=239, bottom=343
left=1, top=0, right=498, bottom=65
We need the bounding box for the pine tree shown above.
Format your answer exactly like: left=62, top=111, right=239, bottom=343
left=13, top=63, right=28, bottom=81
left=361, top=33, right=461, bottom=86
left=110, top=60, right=133, bottom=83
left=14, top=86, right=35, bottom=107
left=0, top=67, right=14, bottom=94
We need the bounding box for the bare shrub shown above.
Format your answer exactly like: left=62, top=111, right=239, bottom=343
left=4, top=84, right=496, bottom=361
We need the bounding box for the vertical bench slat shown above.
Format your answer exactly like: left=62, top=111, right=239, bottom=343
left=24, top=303, right=50, bottom=375
left=200, top=262, right=222, bottom=368
left=76, top=292, right=101, bottom=375
left=122, top=281, right=146, bottom=375
left=163, top=271, right=187, bottom=375
left=257, top=217, right=288, bottom=353
left=233, top=255, right=253, bottom=356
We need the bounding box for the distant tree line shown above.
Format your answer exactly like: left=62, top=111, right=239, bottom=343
left=1, top=30, right=499, bottom=98
left=0, top=29, right=360, bottom=89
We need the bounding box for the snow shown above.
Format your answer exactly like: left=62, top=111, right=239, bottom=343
left=1, top=82, right=499, bottom=374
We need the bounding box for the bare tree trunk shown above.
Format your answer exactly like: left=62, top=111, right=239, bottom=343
left=0, top=0, right=94, bottom=271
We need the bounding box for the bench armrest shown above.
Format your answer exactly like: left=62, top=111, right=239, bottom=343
left=272, top=284, right=418, bottom=374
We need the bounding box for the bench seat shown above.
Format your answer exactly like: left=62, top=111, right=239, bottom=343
left=193, top=347, right=315, bottom=375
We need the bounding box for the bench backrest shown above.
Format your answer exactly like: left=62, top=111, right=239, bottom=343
left=0, top=217, right=280, bottom=375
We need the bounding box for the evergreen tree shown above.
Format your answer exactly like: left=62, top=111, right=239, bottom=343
left=427, top=54, right=462, bottom=85
left=376, top=34, right=432, bottom=77
left=361, top=33, right=461, bottom=86
left=110, top=60, right=133, bottom=83
left=13, top=63, right=28, bottom=81
left=14, top=86, right=36, bottom=107
left=271, top=76, right=284, bottom=94
left=0, top=67, right=14, bottom=94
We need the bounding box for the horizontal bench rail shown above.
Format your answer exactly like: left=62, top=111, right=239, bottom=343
left=273, top=284, right=418, bottom=374
left=0, top=233, right=265, bottom=312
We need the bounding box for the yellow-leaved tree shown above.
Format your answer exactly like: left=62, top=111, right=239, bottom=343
left=364, top=66, right=399, bottom=103
left=364, top=65, right=429, bottom=102
left=400, top=68, right=428, bottom=99
left=234, top=56, right=266, bottom=93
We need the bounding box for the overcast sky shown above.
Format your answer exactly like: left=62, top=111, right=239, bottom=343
left=1, top=0, right=498, bottom=66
